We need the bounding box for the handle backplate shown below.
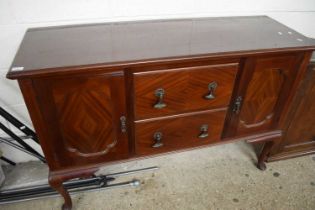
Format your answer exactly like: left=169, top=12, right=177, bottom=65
left=152, top=132, right=163, bottom=148
left=154, top=88, right=167, bottom=109
left=232, top=96, right=243, bottom=114
left=198, top=124, right=209, bottom=138
left=204, top=81, right=218, bottom=100
left=120, top=116, right=127, bottom=133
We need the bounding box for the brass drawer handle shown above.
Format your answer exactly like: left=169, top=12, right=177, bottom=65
left=198, top=124, right=209, bottom=138
left=152, top=132, right=163, bottom=148
left=154, top=88, right=167, bottom=109
left=204, top=81, right=218, bottom=100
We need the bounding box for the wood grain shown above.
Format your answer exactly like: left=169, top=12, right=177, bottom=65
left=133, top=63, right=238, bottom=119
left=135, top=109, right=227, bottom=155
left=224, top=54, right=304, bottom=137
left=31, top=72, right=129, bottom=169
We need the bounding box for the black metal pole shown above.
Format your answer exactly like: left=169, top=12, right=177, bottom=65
left=0, top=137, right=46, bottom=162
left=0, top=156, right=16, bottom=166
left=0, top=107, right=38, bottom=143
left=0, top=123, right=45, bottom=163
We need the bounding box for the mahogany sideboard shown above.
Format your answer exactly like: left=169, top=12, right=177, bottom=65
left=6, top=16, right=315, bottom=210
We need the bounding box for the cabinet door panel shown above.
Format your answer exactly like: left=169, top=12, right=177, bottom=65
left=238, top=57, right=289, bottom=132
left=52, top=77, right=116, bottom=156
left=33, top=73, right=129, bottom=168
left=224, top=54, right=300, bottom=137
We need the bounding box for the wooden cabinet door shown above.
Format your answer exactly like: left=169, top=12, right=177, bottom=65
left=32, top=72, right=129, bottom=169
left=224, top=54, right=302, bottom=137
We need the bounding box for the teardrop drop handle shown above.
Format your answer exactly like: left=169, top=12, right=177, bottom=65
left=198, top=124, right=209, bottom=138
left=152, top=132, right=163, bottom=148
left=204, top=81, right=218, bottom=100
left=153, top=88, right=167, bottom=109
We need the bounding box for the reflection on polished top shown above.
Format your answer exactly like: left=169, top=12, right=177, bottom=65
left=9, top=16, right=315, bottom=73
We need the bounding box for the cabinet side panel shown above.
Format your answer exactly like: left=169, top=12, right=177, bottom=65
left=269, top=53, right=315, bottom=160
left=18, top=79, right=62, bottom=170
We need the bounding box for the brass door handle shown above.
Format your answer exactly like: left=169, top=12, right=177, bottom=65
left=232, top=96, right=242, bottom=114
left=204, top=81, right=218, bottom=100
left=152, top=132, right=163, bottom=148
left=154, top=88, right=167, bottom=109
left=120, top=116, right=127, bottom=133
left=198, top=124, right=209, bottom=138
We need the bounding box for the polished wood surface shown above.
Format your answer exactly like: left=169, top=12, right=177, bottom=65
left=8, top=16, right=315, bottom=78
left=31, top=72, right=129, bottom=170
left=52, top=76, right=116, bottom=155
left=135, top=109, right=227, bottom=155
left=223, top=53, right=306, bottom=137
left=237, top=55, right=299, bottom=134
left=133, top=63, right=238, bottom=119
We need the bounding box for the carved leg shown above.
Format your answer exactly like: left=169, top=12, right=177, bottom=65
left=257, top=140, right=274, bottom=171
left=49, top=176, right=72, bottom=210
left=48, top=168, right=98, bottom=210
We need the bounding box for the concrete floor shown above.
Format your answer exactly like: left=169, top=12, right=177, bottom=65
left=1, top=141, right=315, bottom=210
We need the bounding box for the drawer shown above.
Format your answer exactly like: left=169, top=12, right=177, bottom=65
left=133, top=63, right=238, bottom=120
left=135, top=109, right=227, bottom=155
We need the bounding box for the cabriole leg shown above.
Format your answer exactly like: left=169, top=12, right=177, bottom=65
left=49, top=175, right=72, bottom=210
left=257, top=140, right=275, bottom=171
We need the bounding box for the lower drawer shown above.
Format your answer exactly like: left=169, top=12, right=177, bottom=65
left=135, top=109, right=227, bottom=155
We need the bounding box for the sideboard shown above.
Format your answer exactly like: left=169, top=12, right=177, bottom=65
left=6, top=16, right=315, bottom=210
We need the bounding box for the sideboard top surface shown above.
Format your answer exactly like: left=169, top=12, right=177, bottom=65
left=8, top=16, right=315, bottom=78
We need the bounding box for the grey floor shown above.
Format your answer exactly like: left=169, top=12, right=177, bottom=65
left=1, top=141, right=315, bottom=210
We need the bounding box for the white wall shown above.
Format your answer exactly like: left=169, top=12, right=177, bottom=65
left=0, top=0, right=315, bottom=163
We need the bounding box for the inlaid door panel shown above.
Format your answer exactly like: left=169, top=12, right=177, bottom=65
left=52, top=77, right=116, bottom=156
left=224, top=54, right=301, bottom=137
left=32, top=73, right=129, bottom=168
left=133, top=63, right=238, bottom=120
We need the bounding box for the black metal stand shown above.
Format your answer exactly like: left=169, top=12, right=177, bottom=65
left=0, top=107, right=159, bottom=205
left=0, top=166, right=158, bottom=204
left=0, top=106, right=45, bottom=163
left=0, top=107, right=38, bottom=143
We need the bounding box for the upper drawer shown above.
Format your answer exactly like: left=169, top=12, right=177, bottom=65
left=133, top=63, right=239, bottom=120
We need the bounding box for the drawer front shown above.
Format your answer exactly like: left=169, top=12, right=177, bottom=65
left=133, top=63, right=238, bottom=120
left=135, top=109, right=227, bottom=155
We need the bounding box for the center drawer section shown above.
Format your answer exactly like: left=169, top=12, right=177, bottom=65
left=133, top=63, right=238, bottom=120
left=135, top=108, right=227, bottom=155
